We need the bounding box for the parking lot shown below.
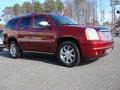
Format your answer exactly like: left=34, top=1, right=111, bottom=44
left=0, top=37, right=119, bottom=90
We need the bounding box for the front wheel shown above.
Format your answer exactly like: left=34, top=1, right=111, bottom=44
left=8, top=41, right=22, bottom=58
left=57, top=41, right=81, bottom=67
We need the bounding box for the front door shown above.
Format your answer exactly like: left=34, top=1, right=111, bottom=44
left=31, top=15, right=57, bottom=53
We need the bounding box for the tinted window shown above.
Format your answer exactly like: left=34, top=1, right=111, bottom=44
left=19, top=16, right=31, bottom=29
left=32, top=16, right=48, bottom=28
left=6, top=18, right=19, bottom=29
left=49, top=14, right=78, bottom=25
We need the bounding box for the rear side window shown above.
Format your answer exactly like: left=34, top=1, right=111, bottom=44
left=19, top=16, right=31, bottom=30
left=6, top=18, right=19, bottom=29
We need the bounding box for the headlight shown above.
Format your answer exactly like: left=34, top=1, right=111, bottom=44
left=85, top=28, right=99, bottom=40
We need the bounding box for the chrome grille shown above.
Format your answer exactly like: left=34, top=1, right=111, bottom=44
left=102, top=31, right=112, bottom=41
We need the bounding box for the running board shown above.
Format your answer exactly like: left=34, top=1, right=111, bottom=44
left=23, top=50, right=55, bottom=55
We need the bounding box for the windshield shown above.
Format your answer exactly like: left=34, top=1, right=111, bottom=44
left=49, top=14, right=78, bottom=25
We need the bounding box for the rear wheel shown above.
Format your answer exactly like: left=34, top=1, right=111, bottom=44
left=57, top=41, right=81, bottom=67
left=8, top=41, right=22, bottom=58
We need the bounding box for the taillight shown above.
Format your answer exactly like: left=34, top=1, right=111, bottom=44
left=86, top=28, right=100, bottom=40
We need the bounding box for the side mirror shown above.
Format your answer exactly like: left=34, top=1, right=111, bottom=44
left=39, top=21, right=51, bottom=27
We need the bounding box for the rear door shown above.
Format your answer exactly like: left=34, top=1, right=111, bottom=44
left=18, top=16, right=34, bottom=50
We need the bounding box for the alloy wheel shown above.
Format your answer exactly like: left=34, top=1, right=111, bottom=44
left=60, top=45, right=76, bottom=64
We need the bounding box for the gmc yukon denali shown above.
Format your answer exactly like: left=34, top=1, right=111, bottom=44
left=3, top=13, right=114, bottom=67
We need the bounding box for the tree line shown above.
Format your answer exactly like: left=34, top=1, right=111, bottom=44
left=2, top=0, right=99, bottom=25
left=64, top=0, right=98, bottom=25
left=2, top=0, right=64, bottom=22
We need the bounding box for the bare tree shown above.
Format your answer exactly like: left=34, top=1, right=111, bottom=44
left=74, top=0, right=84, bottom=24
left=2, top=7, right=14, bottom=22
left=13, top=4, right=21, bottom=16
left=64, top=0, right=74, bottom=17
left=21, top=2, right=33, bottom=15
left=99, top=0, right=105, bottom=25
left=64, top=0, right=98, bottom=25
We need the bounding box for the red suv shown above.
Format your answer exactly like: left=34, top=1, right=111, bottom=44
left=4, top=13, right=114, bottom=67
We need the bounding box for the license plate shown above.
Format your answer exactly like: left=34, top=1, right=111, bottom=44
left=105, top=48, right=112, bottom=54
left=0, top=38, right=3, bottom=44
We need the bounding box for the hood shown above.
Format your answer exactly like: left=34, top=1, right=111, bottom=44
left=57, top=25, right=111, bottom=32
left=58, top=25, right=86, bottom=31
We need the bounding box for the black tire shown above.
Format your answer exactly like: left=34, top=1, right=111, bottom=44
left=8, top=41, right=22, bottom=58
left=57, top=41, right=81, bottom=67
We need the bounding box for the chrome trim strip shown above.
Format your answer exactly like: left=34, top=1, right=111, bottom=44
left=100, top=30, right=111, bottom=32
left=23, top=50, right=55, bottom=55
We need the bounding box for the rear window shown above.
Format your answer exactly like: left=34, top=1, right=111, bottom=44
left=6, top=18, right=19, bottom=29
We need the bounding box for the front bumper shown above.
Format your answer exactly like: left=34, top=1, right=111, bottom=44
left=80, top=41, right=114, bottom=59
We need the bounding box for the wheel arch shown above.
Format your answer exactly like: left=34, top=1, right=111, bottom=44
left=57, top=37, right=83, bottom=66
left=57, top=37, right=82, bottom=57
left=8, top=37, right=18, bottom=44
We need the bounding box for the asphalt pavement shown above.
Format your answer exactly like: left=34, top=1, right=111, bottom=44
left=0, top=37, right=119, bottom=90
